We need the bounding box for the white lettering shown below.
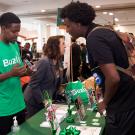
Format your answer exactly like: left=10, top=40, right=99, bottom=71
left=71, top=88, right=86, bottom=96
left=3, top=59, right=9, bottom=67
left=17, top=56, right=21, bottom=63
left=2, top=56, right=21, bottom=67
left=12, top=58, right=16, bottom=64
left=9, top=60, right=12, bottom=65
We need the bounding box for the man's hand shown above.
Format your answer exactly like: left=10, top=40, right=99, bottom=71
left=25, top=66, right=33, bottom=75
left=10, top=64, right=27, bottom=77
left=98, top=100, right=107, bottom=115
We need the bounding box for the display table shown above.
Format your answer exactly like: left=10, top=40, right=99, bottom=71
left=9, top=105, right=105, bottom=135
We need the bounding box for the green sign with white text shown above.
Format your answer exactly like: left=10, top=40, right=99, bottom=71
left=57, top=8, right=64, bottom=26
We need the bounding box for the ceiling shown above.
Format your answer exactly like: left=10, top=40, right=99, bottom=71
left=0, top=0, right=135, bottom=26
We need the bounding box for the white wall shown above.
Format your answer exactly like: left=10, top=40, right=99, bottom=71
left=20, top=27, right=37, bottom=39
left=114, top=25, right=135, bottom=35
left=20, top=23, right=38, bottom=38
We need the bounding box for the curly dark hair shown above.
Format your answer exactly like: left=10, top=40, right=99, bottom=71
left=0, top=12, right=21, bottom=27
left=60, top=1, right=96, bottom=26
left=43, top=35, right=64, bottom=60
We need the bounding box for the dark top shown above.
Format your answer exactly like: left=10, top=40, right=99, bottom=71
left=22, top=49, right=33, bottom=61
left=71, top=43, right=81, bottom=67
left=24, top=57, right=57, bottom=104
left=86, top=27, right=135, bottom=113
left=81, top=47, right=87, bottom=63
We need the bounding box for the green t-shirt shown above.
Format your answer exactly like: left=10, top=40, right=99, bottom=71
left=65, top=81, right=89, bottom=104
left=0, top=41, right=25, bottom=116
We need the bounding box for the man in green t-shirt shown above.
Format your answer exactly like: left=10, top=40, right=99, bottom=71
left=0, top=12, right=27, bottom=134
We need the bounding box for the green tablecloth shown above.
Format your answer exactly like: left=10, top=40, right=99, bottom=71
left=9, top=107, right=105, bottom=135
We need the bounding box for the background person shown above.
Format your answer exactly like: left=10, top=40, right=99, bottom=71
left=24, top=35, right=65, bottom=118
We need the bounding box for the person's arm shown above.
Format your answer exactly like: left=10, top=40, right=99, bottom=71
left=0, top=64, right=27, bottom=82
left=100, top=63, right=120, bottom=105
left=28, top=59, right=48, bottom=104
left=21, top=67, right=33, bottom=76
left=97, top=64, right=120, bottom=113
left=0, top=71, right=13, bottom=81
left=97, top=64, right=120, bottom=114
left=86, top=29, right=120, bottom=113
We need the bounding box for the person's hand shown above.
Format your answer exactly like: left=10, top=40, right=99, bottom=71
left=25, top=66, right=34, bottom=75
left=98, top=99, right=107, bottom=115
left=10, top=64, right=27, bottom=77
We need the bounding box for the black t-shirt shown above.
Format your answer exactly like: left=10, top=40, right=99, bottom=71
left=81, top=47, right=87, bottom=63
left=72, top=43, right=81, bottom=67
left=22, top=49, right=33, bottom=61
left=86, top=28, right=135, bottom=113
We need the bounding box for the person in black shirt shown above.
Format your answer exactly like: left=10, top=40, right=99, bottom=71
left=80, top=43, right=91, bottom=79
left=71, top=38, right=81, bottom=81
left=22, top=42, right=33, bottom=61
left=80, top=43, right=87, bottom=63
left=60, top=2, right=135, bottom=135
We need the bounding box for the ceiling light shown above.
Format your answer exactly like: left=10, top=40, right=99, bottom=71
left=95, top=5, right=101, bottom=8
left=103, top=12, right=107, bottom=15
left=114, top=18, right=119, bottom=22
left=109, top=12, right=114, bottom=16
left=41, top=9, right=46, bottom=12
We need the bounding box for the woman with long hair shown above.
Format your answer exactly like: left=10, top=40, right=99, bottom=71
left=24, top=35, right=65, bottom=118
